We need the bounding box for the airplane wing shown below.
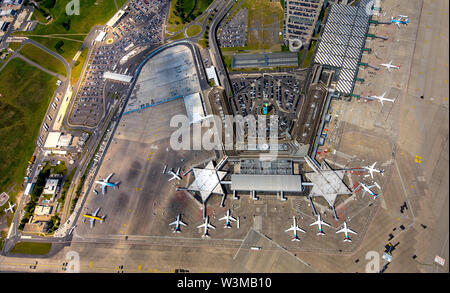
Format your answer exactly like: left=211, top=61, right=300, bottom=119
left=396, top=22, right=401, bottom=28
left=297, top=227, right=306, bottom=233
left=197, top=223, right=206, bottom=229
left=369, top=169, right=374, bottom=179
left=207, top=223, right=216, bottom=230
left=101, top=184, right=106, bottom=195
left=387, top=66, right=391, bottom=72
left=348, top=228, right=358, bottom=234
left=285, top=226, right=295, bottom=232
left=229, top=216, right=237, bottom=222
left=169, top=221, right=177, bottom=226
left=219, top=216, right=227, bottom=221
left=310, top=220, right=319, bottom=227
left=180, top=221, right=187, bottom=226
left=336, top=227, right=346, bottom=234
left=321, top=220, right=332, bottom=228
left=90, top=218, right=94, bottom=229
left=93, top=208, right=100, bottom=217
left=106, top=173, right=114, bottom=182
left=168, top=175, right=176, bottom=181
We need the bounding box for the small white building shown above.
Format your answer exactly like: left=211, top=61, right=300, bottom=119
left=206, top=66, right=220, bottom=86
left=43, top=178, right=59, bottom=196
left=34, top=205, right=52, bottom=216
left=103, top=71, right=133, bottom=83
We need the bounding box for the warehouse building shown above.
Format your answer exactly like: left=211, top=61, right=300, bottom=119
left=232, top=52, right=298, bottom=69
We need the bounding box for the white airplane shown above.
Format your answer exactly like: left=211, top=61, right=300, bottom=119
left=167, top=167, right=181, bottom=181
left=197, top=216, right=215, bottom=238
left=380, top=60, right=401, bottom=72
left=219, top=209, right=237, bottom=228
left=4, top=202, right=15, bottom=213
left=83, top=208, right=105, bottom=228
left=357, top=182, right=379, bottom=199
left=336, top=221, right=358, bottom=242
left=310, top=213, right=332, bottom=235
left=390, top=16, right=410, bottom=28
left=94, top=173, right=119, bottom=195
left=169, top=214, right=187, bottom=233
left=364, top=162, right=385, bottom=179
left=285, top=216, right=306, bottom=241
left=368, top=92, right=396, bottom=106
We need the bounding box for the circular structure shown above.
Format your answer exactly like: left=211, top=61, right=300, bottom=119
left=106, top=38, right=114, bottom=45
left=186, top=24, right=202, bottom=37
left=288, top=38, right=303, bottom=52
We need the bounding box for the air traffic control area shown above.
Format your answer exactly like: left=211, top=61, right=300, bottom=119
left=313, top=0, right=372, bottom=95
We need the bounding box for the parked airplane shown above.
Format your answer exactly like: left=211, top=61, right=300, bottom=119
left=83, top=208, right=105, bottom=228
left=364, top=162, right=385, bottom=179
left=4, top=202, right=15, bottom=213
left=310, top=213, right=331, bottom=235
left=169, top=214, right=187, bottom=233
left=357, top=182, right=379, bottom=199
left=336, top=221, right=358, bottom=242
left=380, top=60, right=401, bottom=72
left=167, top=167, right=181, bottom=181
left=219, top=210, right=237, bottom=228
left=285, top=216, right=306, bottom=241
left=94, top=173, right=119, bottom=195
left=368, top=92, right=396, bottom=106
left=197, top=216, right=215, bottom=238
left=391, top=16, right=409, bottom=28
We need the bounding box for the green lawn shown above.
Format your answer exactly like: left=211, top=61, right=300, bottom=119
left=10, top=242, right=52, bottom=255
left=302, top=40, right=317, bottom=68
left=0, top=58, right=58, bottom=192
left=18, top=0, right=122, bottom=62
left=220, top=0, right=283, bottom=54
left=20, top=43, right=66, bottom=76
left=8, top=42, right=22, bottom=51
left=71, top=46, right=89, bottom=85
left=167, top=0, right=213, bottom=32
left=186, top=24, right=202, bottom=37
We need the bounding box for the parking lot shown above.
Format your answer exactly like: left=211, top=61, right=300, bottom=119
left=218, top=8, right=248, bottom=48
left=229, top=73, right=303, bottom=137
left=68, top=0, right=168, bottom=127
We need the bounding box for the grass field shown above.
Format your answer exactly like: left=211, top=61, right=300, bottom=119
left=186, top=24, right=202, bottom=37
left=19, top=43, right=66, bottom=76
left=71, top=46, right=89, bottom=85
left=167, top=0, right=213, bottom=32
left=8, top=42, right=22, bottom=51
left=18, top=0, right=122, bottom=62
left=301, top=40, right=317, bottom=68
left=220, top=0, right=283, bottom=53
left=0, top=58, right=58, bottom=193
left=10, top=242, right=52, bottom=255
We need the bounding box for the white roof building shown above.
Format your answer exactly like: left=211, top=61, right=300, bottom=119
left=206, top=66, right=220, bottom=86
left=106, top=10, right=125, bottom=27
left=43, top=132, right=73, bottom=149
left=95, top=31, right=106, bottom=42
left=43, top=178, right=59, bottom=195
left=35, top=205, right=52, bottom=216
left=183, top=93, right=205, bottom=124
left=103, top=71, right=133, bottom=83
left=187, top=161, right=227, bottom=203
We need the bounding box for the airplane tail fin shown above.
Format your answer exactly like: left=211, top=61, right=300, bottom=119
left=317, top=230, right=326, bottom=236
left=344, top=238, right=352, bottom=243
left=292, top=237, right=300, bottom=242
left=202, top=233, right=210, bottom=238
left=224, top=224, right=231, bottom=229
